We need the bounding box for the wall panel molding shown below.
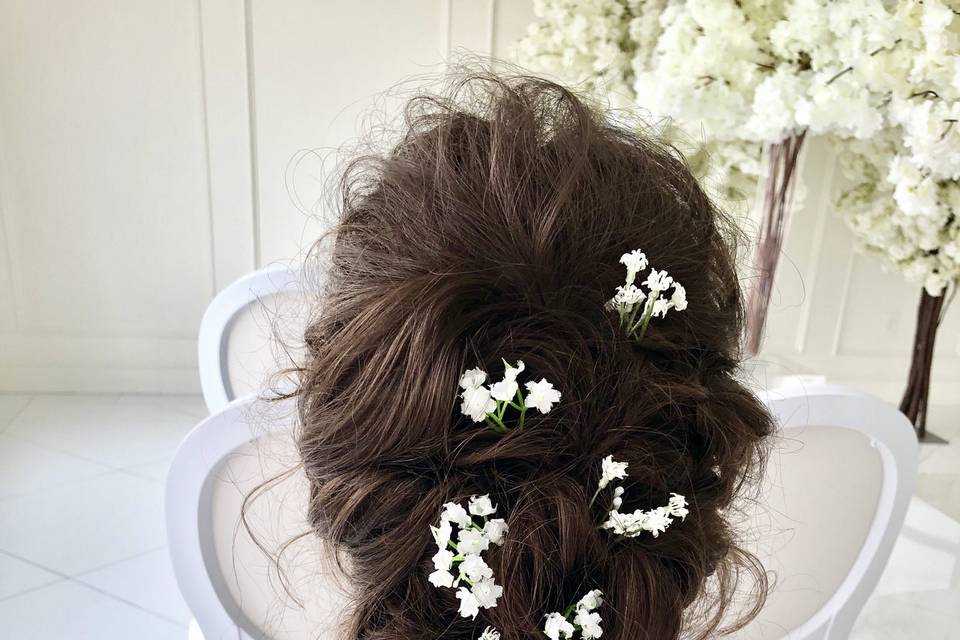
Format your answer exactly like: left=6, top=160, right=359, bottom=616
left=0, top=0, right=956, bottom=400
left=200, top=0, right=257, bottom=290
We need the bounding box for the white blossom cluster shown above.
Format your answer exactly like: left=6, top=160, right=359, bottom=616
left=429, top=495, right=508, bottom=620
left=593, top=455, right=688, bottom=538
left=606, top=249, right=687, bottom=341
left=459, top=360, right=561, bottom=431
left=543, top=589, right=605, bottom=639
left=518, top=0, right=960, bottom=294
left=831, top=1, right=960, bottom=295
left=514, top=0, right=642, bottom=105
left=515, top=0, right=761, bottom=204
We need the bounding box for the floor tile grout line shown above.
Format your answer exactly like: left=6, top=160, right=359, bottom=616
left=0, top=395, right=35, bottom=435
left=0, top=429, right=178, bottom=474
left=0, top=465, right=121, bottom=502
left=0, top=545, right=168, bottom=584
left=0, top=576, right=68, bottom=603
left=69, top=545, right=170, bottom=579
left=70, top=576, right=189, bottom=629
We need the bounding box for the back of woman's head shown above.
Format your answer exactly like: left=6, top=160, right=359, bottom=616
left=296, top=72, right=772, bottom=639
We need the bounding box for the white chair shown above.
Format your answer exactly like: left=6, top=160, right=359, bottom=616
left=166, top=384, right=917, bottom=640
left=166, top=394, right=351, bottom=640
left=197, top=264, right=311, bottom=413
left=731, top=384, right=918, bottom=639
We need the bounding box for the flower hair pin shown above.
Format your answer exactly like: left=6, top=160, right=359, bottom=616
left=543, top=589, right=604, bottom=639
left=428, top=495, right=507, bottom=619
left=592, top=455, right=688, bottom=538
left=459, top=359, right=561, bottom=432
left=606, top=249, right=687, bottom=341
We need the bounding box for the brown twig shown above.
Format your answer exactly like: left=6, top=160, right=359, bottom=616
left=744, top=131, right=807, bottom=356
left=899, top=289, right=948, bottom=438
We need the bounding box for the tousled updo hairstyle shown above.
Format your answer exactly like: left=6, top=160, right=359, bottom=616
left=296, top=72, right=772, bottom=639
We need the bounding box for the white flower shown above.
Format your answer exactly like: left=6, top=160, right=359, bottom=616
left=432, top=548, right=455, bottom=572
left=478, top=627, right=501, bottom=640
left=670, top=283, right=688, bottom=311
left=651, top=297, right=672, bottom=318
left=601, top=509, right=644, bottom=537
left=668, top=493, right=689, bottom=520
left=613, top=283, right=646, bottom=305
left=574, top=609, right=604, bottom=638
left=543, top=612, right=576, bottom=639
left=613, top=486, right=624, bottom=497
left=457, top=528, right=490, bottom=555
left=456, top=587, right=481, bottom=618
left=459, top=553, right=494, bottom=582
left=441, top=502, right=472, bottom=527
left=524, top=378, right=562, bottom=413
left=612, top=496, right=622, bottom=509
left=642, top=506, right=672, bottom=537
left=483, top=518, right=509, bottom=546
left=577, top=589, right=603, bottom=611
left=461, top=385, right=497, bottom=422
left=469, top=494, right=497, bottom=517
left=459, top=368, right=487, bottom=389
left=619, top=249, right=649, bottom=282
left=489, top=360, right=525, bottom=402
left=428, top=569, right=454, bottom=588
left=471, top=576, right=503, bottom=609
left=599, top=455, right=629, bottom=489
left=431, top=519, right=452, bottom=547
left=643, top=269, right=673, bottom=293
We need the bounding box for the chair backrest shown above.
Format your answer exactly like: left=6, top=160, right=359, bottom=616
left=731, top=384, right=918, bottom=639
left=167, top=385, right=917, bottom=640
left=197, top=265, right=311, bottom=413
left=166, top=394, right=351, bottom=640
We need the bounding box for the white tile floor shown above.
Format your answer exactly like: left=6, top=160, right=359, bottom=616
left=0, top=393, right=205, bottom=640
left=0, top=392, right=957, bottom=639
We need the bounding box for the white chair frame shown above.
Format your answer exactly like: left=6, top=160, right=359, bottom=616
left=197, top=265, right=302, bottom=413
left=167, top=394, right=296, bottom=640
left=752, top=383, right=917, bottom=639
left=167, top=384, right=917, bottom=640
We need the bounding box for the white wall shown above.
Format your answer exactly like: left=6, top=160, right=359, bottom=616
left=0, top=0, right=957, bottom=402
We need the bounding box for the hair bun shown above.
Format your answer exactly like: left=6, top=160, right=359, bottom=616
left=296, top=71, right=772, bottom=639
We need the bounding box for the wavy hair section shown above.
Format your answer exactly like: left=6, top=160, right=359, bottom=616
left=295, top=71, right=772, bottom=639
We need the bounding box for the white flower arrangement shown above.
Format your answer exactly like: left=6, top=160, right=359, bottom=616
left=478, top=627, right=501, bottom=640
left=591, top=455, right=687, bottom=539
left=516, top=0, right=906, bottom=200
left=607, top=249, right=687, bottom=341
left=543, top=589, right=605, bottom=639
left=829, top=2, right=960, bottom=296
left=460, top=360, right=561, bottom=431
left=518, top=0, right=960, bottom=298
left=429, top=495, right=508, bottom=619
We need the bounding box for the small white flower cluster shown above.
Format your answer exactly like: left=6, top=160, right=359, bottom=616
left=606, top=249, right=687, bottom=341
left=459, top=360, right=561, bottom=431
left=543, top=589, right=604, bottom=639
left=429, top=495, right=508, bottom=620
left=593, top=455, right=688, bottom=538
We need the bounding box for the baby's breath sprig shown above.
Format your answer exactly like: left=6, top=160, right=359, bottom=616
left=428, top=495, right=508, bottom=619
left=592, top=455, right=688, bottom=539
left=543, top=589, right=604, bottom=639
left=606, top=249, right=687, bottom=342
left=459, top=360, right=561, bottom=432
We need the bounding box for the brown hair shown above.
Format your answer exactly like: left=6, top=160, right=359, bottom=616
left=295, top=72, right=772, bottom=639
